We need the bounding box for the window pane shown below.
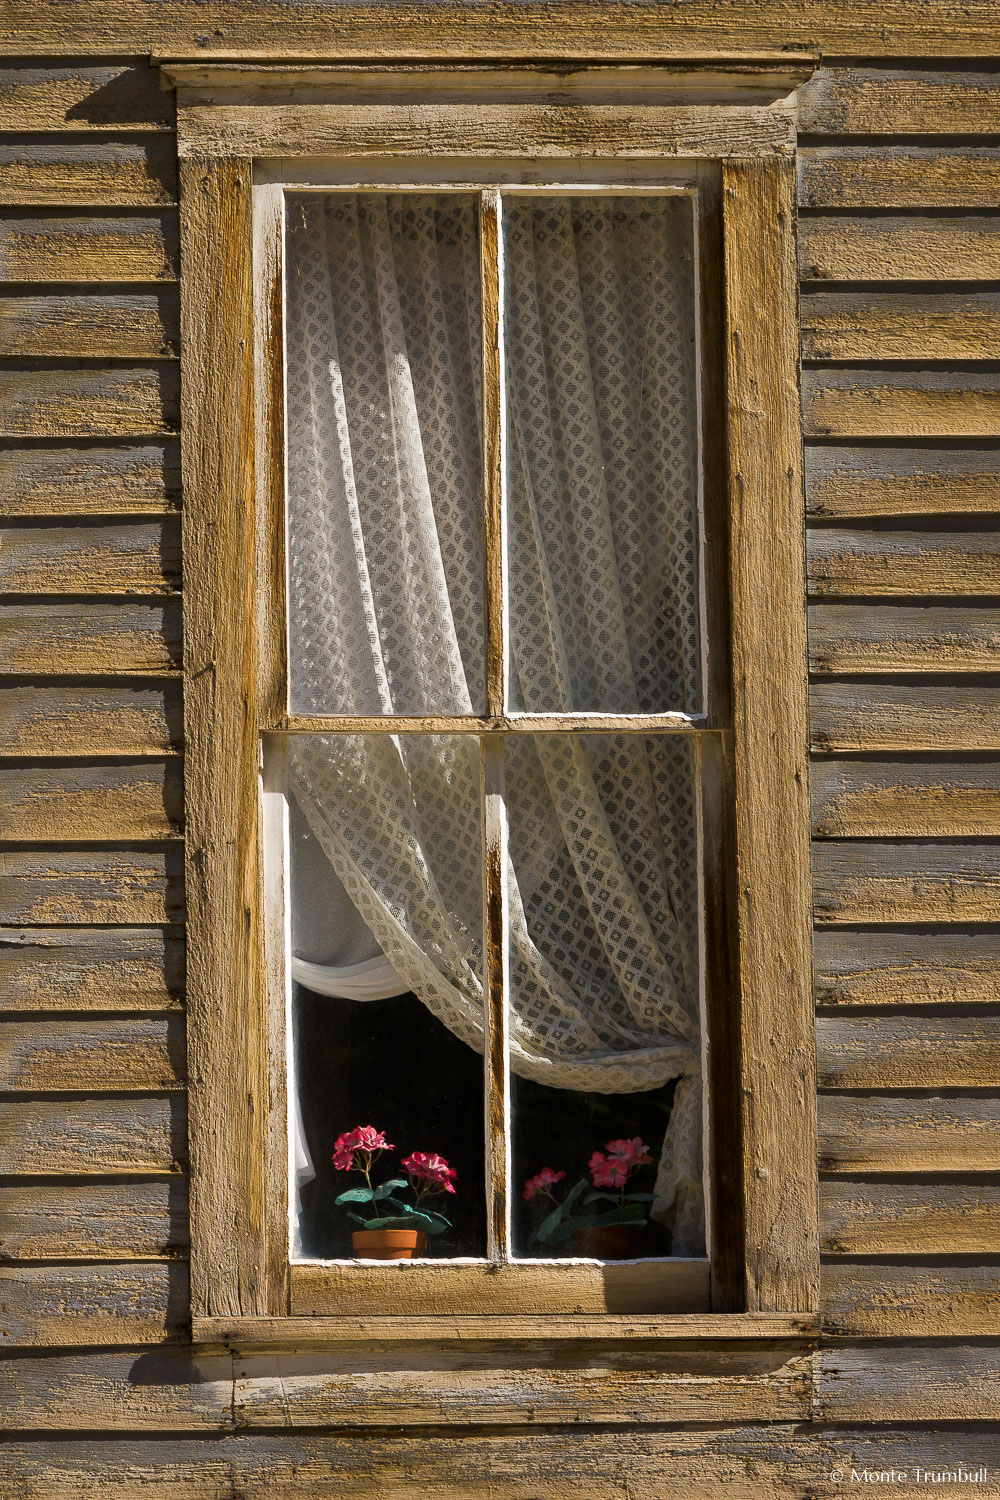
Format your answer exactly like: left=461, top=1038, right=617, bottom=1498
left=504, top=196, right=702, bottom=714
left=285, top=194, right=485, bottom=715
left=505, top=734, right=703, bottom=1259
left=288, top=733, right=485, bottom=1259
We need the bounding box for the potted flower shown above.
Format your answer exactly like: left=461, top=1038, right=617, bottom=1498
left=524, top=1137, right=655, bottom=1260
left=331, top=1125, right=457, bottom=1259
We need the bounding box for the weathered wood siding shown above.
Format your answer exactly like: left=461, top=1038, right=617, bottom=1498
left=1, top=44, right=999, bottom=1497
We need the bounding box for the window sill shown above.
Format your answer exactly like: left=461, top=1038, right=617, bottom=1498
left=193, top=1311, right=818, bottom=1349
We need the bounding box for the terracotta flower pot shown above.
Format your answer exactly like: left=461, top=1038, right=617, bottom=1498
left=572, top=1223, right=646, bottom=1261
left=352, top=1228, right=428, bottom=1260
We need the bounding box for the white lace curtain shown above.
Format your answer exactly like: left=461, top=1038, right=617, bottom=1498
left=284, top=193, right=705, bottom=1253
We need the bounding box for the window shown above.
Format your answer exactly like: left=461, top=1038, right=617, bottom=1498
left=172, top=59, right=818, bottom=1335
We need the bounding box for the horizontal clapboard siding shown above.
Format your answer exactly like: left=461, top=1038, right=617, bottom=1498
left=0, top=1180, right=188, bottom=1260
left=0, top=64, right=174, bottom=133
left=0, top=848, right=185, bottom=925
left=809, top=605, right=1000, bottom=674
left=0, top=363, right=179, bottom=437
left=808, top=528, right=1000, bottom=597
left=0, top=927, right=184, bottom=1012
left=820, top=1182, right=1000, bottom=1257
left=805, top=448, right=1000, bottom=519
left=819, top=1095, right=1000, bottom=1174
left=822, top=1264, right=1000, bottom=1338
left=809, top=682, right=1000, bottom=752
left=814, top=930, right=1000, bottom=1006
left=0, top=519, right=181, bottom=593
left=0, top=1017, right=185, bottom=1091
left=811, top=759, right=1000, bottom=838
left=799, top=68, right=1000, bottom=135
left=0, top=138, right=176, bottom=207
left=0, top=1096, right=186, bottom=1176
left=799, top=146, right=1000, bottom=209
left=0, top=685, right=183, bottom=756
left=0, top=289, right=179, bottom=359
left=0, top=442, right=181, bottom=517
left=799, top=215, right=1000, bottom=283
left=0, top=213, right=179, bottom=281
left=0, top=1263, right=187, bottom=1347
left=0, top=602, right=182, bottom=675
left=801, top=291, right=1000, bottom=363
left=803, top=369, right=1000, bottom=439
left=813, top=841, right=1000, bottom=923
left=816, top=1013, right=1000, bottom=1088
left=0, top=761, right=183, bottom=842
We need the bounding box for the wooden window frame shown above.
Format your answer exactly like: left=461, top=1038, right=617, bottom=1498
left=167, top=56, right=819, bottom=1344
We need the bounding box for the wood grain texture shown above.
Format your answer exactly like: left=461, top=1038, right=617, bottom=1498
left=809, top=605, right=1000, bottom=674
left=6, top=1428, right=1000, bottom=1500
left=808, top=528, right=1000, bottom=598
left=0, top=365, right=178, bottom=439
left=805, top=447, right=1000, bottom=519
left=822, top=1263, right=1000, bottom=1338
left=818, top=1342, right=1000, bottom=1421
left=0, top=442, right=181, bottom=518
left=0, top=1017, right=185, bottom=1092
left=232, top=1344, right=812, bottom=1428
left=724, top=158, right=816, bottom=1314
left=205, top=1313, right=816, bottom=1346
left=799, top=215, right=1000, bottom=283
left=291, top=1261, right=709, bottom=1319
left=0, top=761, right=183, bottom=842
left=0, top=1350, right=231, bottom=1431
left=0, top=848, right=184, bottom=925
left=0, top=1263, right=186, bottom=1347
left=0, top=685, right=183, bottom=756
left=818, top=1094, right=1000, bottom=1174
left=809, top=682, right=1000, bottom=752
left=0, top=63, right=174, bottom=132
left=0, top=213, right=178, bottom=282
left=814, top=929, right=1000, bottom=1007
left=800, top=146, right=1000, bottom=210
left=177, top=100, right=795, bottom=161
left=0, top=291, right=179, bottom=359
left=0, top=1096, right=185, bottom=1176
left=0, top=1180, right=188, bottom=1260
left=811, top=759, right=1000, bottom=838
left=2, top=1, right=999, bottom=55
left=816, top=1013, right=1000, bottom=1088
left=0, top=927, right=183, bottom=1012
left=803, top=370, right=1000, bottom=440
left=0, top=139, right=176, bottom=207
left=799, top=68, right=1000, bottom=135
left=801, top=291, right=1000, bottom=362
left=0, top=602, right=182, bottom=675
left=0, top=519, right=181, bottom=594
left=820, top=1182, right=1000, bottom=1257
left=813, top=840, right=1000, bottom=924
left=180, top=156, right=277, bottom=1320
left=0, top=517, right=180, bottom=594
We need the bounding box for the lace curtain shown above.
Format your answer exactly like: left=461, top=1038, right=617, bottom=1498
left=284, top=193, right=705, bottom=1253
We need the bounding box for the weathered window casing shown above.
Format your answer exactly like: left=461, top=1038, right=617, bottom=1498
left=169, top=58, right=819, bottom=1342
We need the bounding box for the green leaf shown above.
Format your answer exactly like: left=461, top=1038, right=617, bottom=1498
left=535, top=1178, right=589, bottom=1244
left=585, top=1192, right=623, bottom=1206
left=424, top=1209, right=453, bottom=1229
left=335, top=1187, right=374, bottom=1205
left=627, top=1192, right=654, bottom=1202
left=373, top=1179, right=409, bottom=1201
left=347, top=1211, right=370, bottom=1225
left=585, top=1204, right=647, bottom=1228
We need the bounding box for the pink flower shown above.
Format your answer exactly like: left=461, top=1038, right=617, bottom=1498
left=332, top=1124, right=393, bottom=1172
left=589, top=1150, right=629, bottom=1189
left=402, top=1150, right=457, bottom=1194
left=523, top=1167, right=567, bottom=1202
left=605, top=1137, right=653, bottom=1169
